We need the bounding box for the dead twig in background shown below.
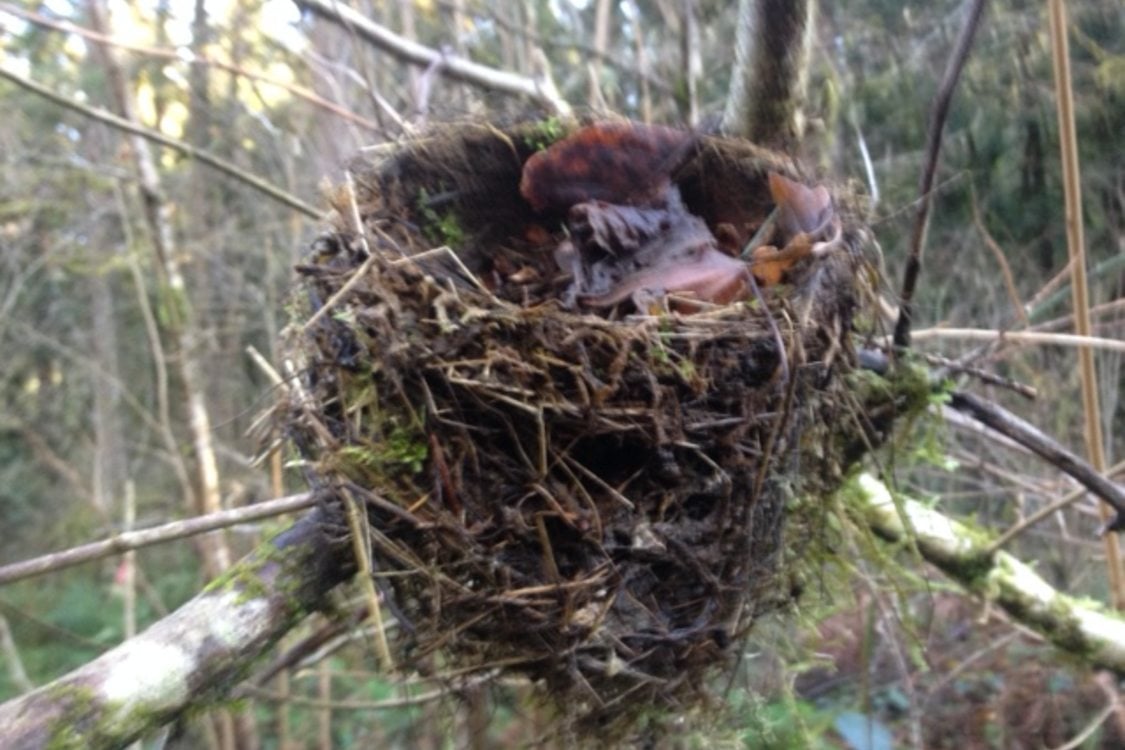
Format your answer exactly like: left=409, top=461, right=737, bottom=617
left=989, top=459, right=1125, bottom=554
left=969, top=185, right=1029, bottom=327
left=296, top=0, right=570, bottom=117
left=0, top=615, right=34, bottom=693
left=893, top=0, right=988, bottom=349
left=907, top=328, right=1125, bottom=353
left=0, top=64, right=321, bottom=219
left=948, top=391, right=1125, bottom=532
left=0, top=493, right=317, bottom=586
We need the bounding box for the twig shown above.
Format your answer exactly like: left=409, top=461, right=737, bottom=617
left=244, top=608, right=368, bottom=687
left=989, top=459, right=1125, bottom=554
left=242, top=670, right=497, bottom=710
left=0, top=64, right=320, bottom=219
left=947, top=391, right=1125, bottom=531
left=0, top=493, right=317, bottom=586
left=1027, top=253, right=1125, bottom=323
left=893, top=0, right=988, bottom=348
left=296, top=0, right=570, bottom=117
left=0, top=510, right=352, bottom=749
left=434, top=0, right=670, bottom=94
left=1049, top=695, right=1119, bottom=750
left=302, top=172, right=377, bottom=332
left=1030, top=296, right=1125, bottom=335
left=907, top=328, right=1125, bottom=353
left=913, top=350, right=1036, bottom=399
left=342, top=488, right=395, bottom=673
left=969, top=185, right=1028, bottom=327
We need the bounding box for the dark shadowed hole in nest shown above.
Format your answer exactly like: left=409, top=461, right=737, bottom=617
left=279, top=120, right=876, bottom=738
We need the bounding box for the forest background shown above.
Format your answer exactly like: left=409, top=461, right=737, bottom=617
left=0, top=0, right=1123, bottom=747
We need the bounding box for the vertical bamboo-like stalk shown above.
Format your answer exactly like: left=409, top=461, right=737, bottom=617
left=122, top=481, right=137, bottom=642
left=91, top=271, right=124, bottom=515
left=1047, top=0, right=1124, bottom=607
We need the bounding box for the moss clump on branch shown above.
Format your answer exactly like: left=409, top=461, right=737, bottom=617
left=276, top=119, right=885, bottom=738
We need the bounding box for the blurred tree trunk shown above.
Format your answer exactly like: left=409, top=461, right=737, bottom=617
left=84, top=0, right=232, bottom=580
left=90, top=273, right=124, bottom=515
left=680, top=0, right=700, bottom=124
left=721, top=0, right=815, bottom=145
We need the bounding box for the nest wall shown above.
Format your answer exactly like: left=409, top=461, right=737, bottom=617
left=280, top=120, right=876, bottom=735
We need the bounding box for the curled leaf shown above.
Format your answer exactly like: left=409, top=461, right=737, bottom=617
left=768, top=172, right=833, bottom=237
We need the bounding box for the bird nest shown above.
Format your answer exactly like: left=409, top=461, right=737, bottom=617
left=277, top=120, right=876, bottom=736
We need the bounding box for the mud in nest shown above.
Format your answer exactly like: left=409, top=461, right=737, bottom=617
left=278, top=120, right=876, bottom=736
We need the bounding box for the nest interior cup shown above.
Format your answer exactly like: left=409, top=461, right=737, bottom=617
left=282, top=119, right=873, bottom=735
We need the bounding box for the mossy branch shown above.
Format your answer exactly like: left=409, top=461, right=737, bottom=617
left=0, top=510, right=352, bottom=750
left=854, top=473, right=1125, bottom=676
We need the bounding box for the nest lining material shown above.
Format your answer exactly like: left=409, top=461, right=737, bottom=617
left=280, top=120, right=873, bottom=733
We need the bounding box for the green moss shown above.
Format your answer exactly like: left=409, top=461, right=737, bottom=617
left=525, top=116, right=567, bottom=151
left=336, top=424, right=427, bottom=479
left=335, top=376, right=428, bottom=480
left=846, top=356, right=933, bottom=415
left=44, top=683, right=99, bottom=750
left=416, top=186, right=466, bottom=248
left=988, top=556, right=1096, bottom=659
left=201, top=552, right=272, bottom=604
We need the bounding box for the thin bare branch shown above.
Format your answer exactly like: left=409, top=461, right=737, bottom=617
left=0, top=615, right=34, bottom=694
left=0, top=64, right=320, bottom=219
left=970, top=185, right=1029, bottom=327
left=908, top=328, right=1125, bottom=353
left=242, top=670, right=496, bottom=710
left=989, top=459, right=1125, bottom=554
left=948, top=391, right=1125, bottom=531
left=296, top=0, right=570, bottom=117
left=0, top=510, right=351, bottom=749
left=0, top=493, right=317, bottom=586
left=893, top=0, right=988, bottom=348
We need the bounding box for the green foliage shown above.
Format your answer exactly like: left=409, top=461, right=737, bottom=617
left=730, top=689, right=838, bottom=749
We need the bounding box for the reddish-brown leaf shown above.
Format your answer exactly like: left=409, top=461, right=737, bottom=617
left=520, top=122, right=694, bottom=214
